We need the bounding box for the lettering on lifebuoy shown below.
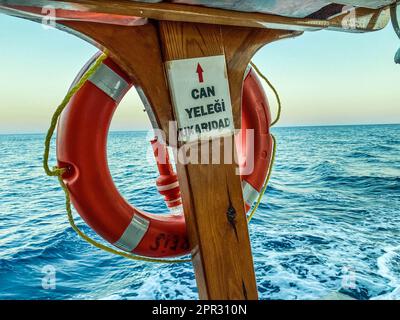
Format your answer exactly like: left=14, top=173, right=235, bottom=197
left=150, top=233, right=189, bottom=253
left=166, top=55, right=235, bottom=142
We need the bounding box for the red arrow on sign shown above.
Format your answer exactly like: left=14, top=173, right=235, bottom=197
left=196, top=63, right=204, bottom=83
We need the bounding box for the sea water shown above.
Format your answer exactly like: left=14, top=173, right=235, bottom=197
left=0, top=124, right=399, bottom=300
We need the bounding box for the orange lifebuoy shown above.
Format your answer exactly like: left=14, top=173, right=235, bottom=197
left=56, top=55, right=272, bottom=258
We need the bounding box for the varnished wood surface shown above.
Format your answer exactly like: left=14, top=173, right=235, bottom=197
left=175, top=140, right=258, bottom=300
left=221, top=27, right=296, bottom=128
left=159, top=21, right=257, bottom=300
left=58, top=18, right=296, bottom=299
left=160, top=22, right=223, bottom=61
left=159, top=22, right=296, bottom=299
left=58, top=18, right=297, bottom=299
left=159, top=22, right=251, bottom=300
left=61, top=21, right=175, bottom=137
left=0, top=0, right=392, bottom=33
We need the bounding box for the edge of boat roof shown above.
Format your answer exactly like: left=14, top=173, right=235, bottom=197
left=0, top=0, right=395, bottom=33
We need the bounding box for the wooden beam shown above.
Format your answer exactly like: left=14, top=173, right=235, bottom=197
left=158, top=22, right=295, bottom=300
left=60, top=21, right=174, bottom=137
left=158, top=21, right=254, bottom=300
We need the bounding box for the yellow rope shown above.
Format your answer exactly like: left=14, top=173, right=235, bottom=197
left=57, top=174, right=191, bottom=264
left=247, top=135, right=277, bottom=223
left=247, top=62, right=281, bottom=223
left=43, top=52, right=191, bottom=264
left=250, top=61, right=282, bottom=126
left=44, top=54, right=280, bottom=261
left=43, top=53, right=107, bottom=177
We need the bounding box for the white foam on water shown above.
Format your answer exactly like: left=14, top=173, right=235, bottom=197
left=99, top=294, right=124, bottom=300
left=372, top=245, right=400, bottom=300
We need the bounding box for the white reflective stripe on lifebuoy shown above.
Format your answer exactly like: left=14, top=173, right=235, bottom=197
left=137, top=86, right=159, bottom=129
left=156, top=181, right=180, bottom=192
left=165, top=198, right=182, bottom=205
left=114, top=214, right=150, bottom=252
left=88, top=63, right=129, bottom=102
left=242, top=180, right=259, bottom=206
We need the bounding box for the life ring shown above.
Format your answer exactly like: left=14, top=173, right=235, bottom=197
left=56, top=55, right=272, bottom=258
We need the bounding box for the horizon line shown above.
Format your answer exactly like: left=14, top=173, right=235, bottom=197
left=0, top=122, right=398, bottom=136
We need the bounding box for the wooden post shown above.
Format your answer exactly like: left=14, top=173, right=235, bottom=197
left=157, top=22, right=297, bottom=300
left=158, top=21, right=257, bottom=300
left=58, top=19, right=295, bottom=300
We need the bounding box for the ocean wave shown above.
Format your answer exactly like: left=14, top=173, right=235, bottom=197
left=0, top=125, right=399, bottom=300
left=372, top=246, right=400, bottom=300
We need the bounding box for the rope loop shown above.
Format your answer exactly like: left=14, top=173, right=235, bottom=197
left=247, top=62, right=281, bottom=222
left=250, top=61, right=282, bottom=127
left=43, top=52, right=191, bottom=264
left=50, top=166, right=66, bottom=177
left=43, top=54, right=281, bottom=261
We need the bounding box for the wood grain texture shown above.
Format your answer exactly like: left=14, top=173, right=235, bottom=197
left=179, top=142, right=258, bottom=299
left=60, top=21, right=175, bottom=138
left=49, top=19, right=296, bottom=300
left=159, top=21, right=258, bottom=300
left=221, top=27, right=297, bottom=128
left=160, top=22, right=223, bottom=60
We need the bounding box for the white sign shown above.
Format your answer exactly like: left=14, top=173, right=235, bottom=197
left=165, top=55, right=234, bottom=142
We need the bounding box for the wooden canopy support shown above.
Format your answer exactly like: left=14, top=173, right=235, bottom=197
left=57, top=18, right=296, bottom=299
left=159, top=22, right=295, bottom=300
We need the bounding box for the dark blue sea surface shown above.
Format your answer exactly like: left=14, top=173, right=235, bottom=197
left=0, top=125, right=399, bottom=300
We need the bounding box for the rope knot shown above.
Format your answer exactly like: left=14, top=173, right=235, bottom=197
left=52, top=166, right=66, bottom=177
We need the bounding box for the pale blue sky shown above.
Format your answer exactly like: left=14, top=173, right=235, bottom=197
left=0, top=14, right=399, bottom=133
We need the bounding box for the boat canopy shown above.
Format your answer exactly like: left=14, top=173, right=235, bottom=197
left=137, top=0, right=397, bottom=18
left=0, top=0, right=397, bottom=33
